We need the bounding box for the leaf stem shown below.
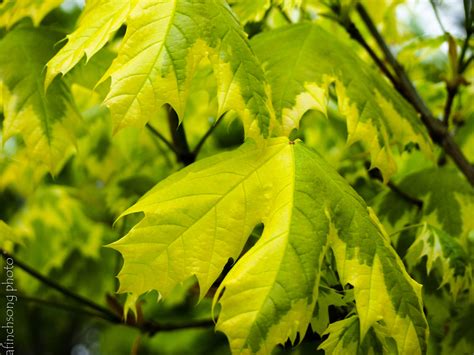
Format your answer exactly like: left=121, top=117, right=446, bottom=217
left=146, top=123, right=178, bottom=156
left=166, top=105, right=195, bottom=165
left=389, top=223, right=425, bottom=237
left=352, top=3, right=474, bottom=186
left=192, top=113, right=226, bottom=158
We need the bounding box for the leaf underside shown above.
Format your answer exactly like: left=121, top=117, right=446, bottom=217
left=112, top=137, right=427, bottom=354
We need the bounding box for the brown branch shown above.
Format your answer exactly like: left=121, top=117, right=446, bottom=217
left=0, top=249, right=119, bottom=322
left=0, top=249, right=214, bottom=336
left=442, top=86, right=458, bottom=125
left=352, top=3, right=474, bottom=185
left=343, top=20, right=399, bottom=85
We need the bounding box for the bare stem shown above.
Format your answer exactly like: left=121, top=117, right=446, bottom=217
left=0, top=249, right=119, bottom=322
left=146, top=123, right=178, bottom=156
left=192, top=113, right=226, bottom=158
left=0, top=249, right=214, bottom=335
left=352, top=3, right=474, bottom=185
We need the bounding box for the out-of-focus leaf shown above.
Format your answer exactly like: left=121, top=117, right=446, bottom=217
left=0, top=0, right=62, bottom=28
left=0, top=27, right=80, bottom=173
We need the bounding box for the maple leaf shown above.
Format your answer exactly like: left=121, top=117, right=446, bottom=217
left=251, top=23, right=433, bottom=181
left=398, top=167, right=474, bottom=239
left=406, top=223, right=472, bottom=299
left=0, top=27, right=80, bottom=172
left=0, top=0, right=62, bottom=29
left=228, top=0, right=300, bottom=24
left=46, top=0, right=274, bottom=139
left=12, top=186, right=108, bottom=293
left=45, top=0, right=133, bottom=89
left=112, top=137, right=427, bottom=354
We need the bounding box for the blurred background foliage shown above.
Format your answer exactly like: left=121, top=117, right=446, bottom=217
left=0, top=0, right=473, bottom=354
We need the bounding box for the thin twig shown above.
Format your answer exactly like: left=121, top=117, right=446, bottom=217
left=442, top=86, right=458, bottom=125
left=146, top=123, right=178, bottom=155
left=387, top=181, right=423, bottom=209
left=192, top=113, right=226, bottom=158
left=0, top=249, right=119, bottom=322
left=353, top=3, right=474, bottom=185
left=429, top=0, right=447, bottom=34
left=389, top=223, right=425, bottom=237
left=367, top=166, right=423, bottom=208
left=0, top=293, right=110, bottom=320
left=461, top=54, right=473, bottom=72
left=0, top=249, right=214, bottom=335
left=343, top=20, right=399, bottom=86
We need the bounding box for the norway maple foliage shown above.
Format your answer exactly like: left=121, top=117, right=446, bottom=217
left=0, top=0, right=473, bottom=354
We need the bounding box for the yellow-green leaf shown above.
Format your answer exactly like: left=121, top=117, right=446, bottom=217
left=0, top=27, right=80, bottom=172
left=100, top=0, right=273, bottom=138
left=0, top=0, right=62, bottom=28
left=251, top=23, right=433, bottom=181
left=406, top=223, right=472, bottom=299
left=112, top=137, right=427, bottom=354
left=45, top=0, right=133, bottom=88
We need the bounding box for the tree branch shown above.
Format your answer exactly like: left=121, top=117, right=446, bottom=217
left=0, top=292, right=111, bottom=320
left=352, top=3, right=474, bottom=185
left=0, top=249, right=214, bottom=336
left=343, top=20, right=399, bottom=85
left=0, top=249, right=119, bottom=322
left=367, top=166, right=423, bottom=209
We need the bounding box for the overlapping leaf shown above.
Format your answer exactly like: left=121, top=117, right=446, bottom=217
left=45, top=0, right=133, bottom=88
left=228, top=0, right=301, bottom=24
left=112, top=137, right=427, bottom=354
left=12, top=186, right=109, bottom=292
left=46, top=0, right=274, bottom=138
left=399, top=167, right=474, bottom=239
left=0, top=27, right=80, bottom=172
left=0, top=0, right=62, bottom=28
left=406, top=224, right=472, bottom=298
left=251, top=23, right=432, bottom=180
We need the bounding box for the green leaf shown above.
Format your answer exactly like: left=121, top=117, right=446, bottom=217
left=112, top=137, right=427, bottom=354
left=398, top=167, right=474, bottom=239
left=319, top=315, right=397, bottom=355
left=319, top=316, right=360, bottom=354
left=0, top=0, right=62, bottom=28
left=45, top=0, right=133, bottom=88
left=406, top=224, right=472, bottom=298
left=311, top=284, right=351, bottom=336
left=12, top=186, right=108, bottom=292
left=251, top=23, right=433, bottom=181
left=0, top=219, right=23, bottom=248
left=228, top=0, right=300, bottom=24
left=0, top=27, right=80, bottom=172
left=228, top=0, right=270, bottom=24
left=47, top=0, right=274, bottom=138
